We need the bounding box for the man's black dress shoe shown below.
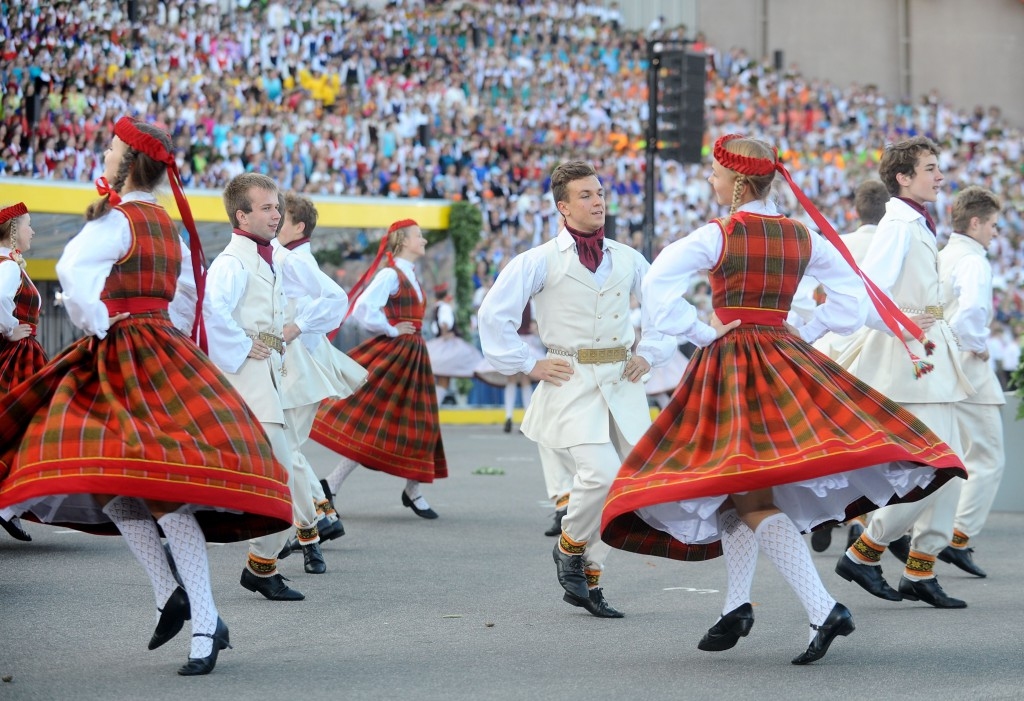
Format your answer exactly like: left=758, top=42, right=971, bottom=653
left=552, top=544, right=590, bottom=600
left=846, top=522, right=864, bottom=549
left=562, top=588, right=624, bottom=618
left=0, top=515, right=31, bottom=541
left=303, top=543, right=327, bottom=574
left=810, top=526, right=834, bottom=553
left=835, top=556, right=902, bottom=601
left=698, top=603, right=754, bottom=651
left=938, top=546, right=986, bottom=578
left=320, top=515, right=345, bottom=540
left=240, top=569, right=305, bottom=601
left=791, top=603, right=855, bottom=665
left=888, top=534, right=911, bottom=564
left=177, top=617, right=231, bottom=676
left=402, top=491, right=438, bottom=519
left=544, top=508, right=567, bottom=537
left=897, top=576, right=966, bottom=608
left=149, top=586, right=191, bottom=650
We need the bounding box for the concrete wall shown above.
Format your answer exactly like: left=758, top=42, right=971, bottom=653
left=605, top=0, right=1024, bottom=127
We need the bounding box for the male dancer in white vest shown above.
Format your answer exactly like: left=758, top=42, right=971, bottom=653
left=832, top=137, right=971, bottom=608
left=273, top=192, right=366, bottom=564
left=203, top=173, right=303, bottom=601
left=937, top=186, right=1005, bottom=578
left=478, top=161, right=673, bottom=618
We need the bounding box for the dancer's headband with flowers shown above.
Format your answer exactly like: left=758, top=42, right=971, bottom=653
left=713, top=133, right=936, bottom=378
left=101, top=117, right=209, bottom=351
left=1, top=202, right=28, bottom=266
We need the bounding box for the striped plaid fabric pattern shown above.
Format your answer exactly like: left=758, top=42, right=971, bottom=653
left=103, top=201, right=179, bottom=304
left=0, top=263, right=46, bottom=394
left=0, top=204, right=292, bottom=542
left=712, top=212, right=810, bottom=310
left=601, top=216, right=966, bottom=562
left=311, top=268, right=447, bottom=482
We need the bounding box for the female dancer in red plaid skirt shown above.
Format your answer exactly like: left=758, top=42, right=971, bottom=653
left=0, top=203, right=43, bottom=542
left=0, top=118, right=292, bottom=676
left=600, top=134, right=966, bottom=665
left=311, top=219, right=447, bottom=519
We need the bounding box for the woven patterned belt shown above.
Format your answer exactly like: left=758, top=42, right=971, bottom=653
left=900, top=305, right=944, bottom=320
left=549, top=346, right=628, bottom=364
left=249, top=331, right=285, bottom=353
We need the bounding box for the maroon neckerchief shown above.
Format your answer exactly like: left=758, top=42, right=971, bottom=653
left=284, top=236, right=311, bottom=251
left=565, top=222, right=605, bottom=273
left=897, top=197, right=937, bottom=236
left=234, top=228, right=275, bottom=270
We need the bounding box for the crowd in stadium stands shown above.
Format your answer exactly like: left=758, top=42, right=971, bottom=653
left=1, top=0, right=1022, bottom=379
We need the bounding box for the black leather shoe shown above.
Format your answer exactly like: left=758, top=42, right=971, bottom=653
left=562, top=587, right=624, bottom=618
left=938, top=546, right=986, bottom=578
left=177, top=617, right=231, bottom=676
left=810, top=526, right=833, bottom=553
left=791, top=603, right=855, bottom=665
left=846, top=522, right=865, bottom=549
left=302, top=543, right=327, bottom=574
left=149, top=586, right=191, bottom=650
left=0, top=515, right=31, bottom=541
left=277, top=537, right=299, bottom=560
left=835, top=556, right=902, bottom=601
left=544, top=508, right=567, bottom=537
left=888, top=535, right=911, bottom=564
left=503, top=418, right=512, bottom=433
left=698, top=603, right=754, bottom=651
left=319, top=515, right=345, bottom=541
left=552, top=544, right=590, bottom=600
left=240, top=569, right=305, bottom=601
left=897, top=576, right=966, bottom=608
left=402, top=491, right=439, bottom=519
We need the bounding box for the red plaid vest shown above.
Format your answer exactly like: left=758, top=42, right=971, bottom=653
left=100, top=201, right=181, bottom=305
left=384, top=265, right=426, bottom=329
left=710, top=211, right=812, bottom=313
left=4, top=258, right=40, bottom=326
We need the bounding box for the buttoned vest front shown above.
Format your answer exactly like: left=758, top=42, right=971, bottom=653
left=217, top=234, right=286, bottom=424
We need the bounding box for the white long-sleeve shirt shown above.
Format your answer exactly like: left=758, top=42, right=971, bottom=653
left=643, top=200, right=869, bottom=347
left=54, top=191, right=197, bottom=338
left=943, top=232, right=992, bottom=353
left=272, top=239, right=348, bottom=352
left=478, top=228, right=676, bottom=375
left=351, top=257, right=422, bottom=336
left=0, top=247, right=25, bottom=337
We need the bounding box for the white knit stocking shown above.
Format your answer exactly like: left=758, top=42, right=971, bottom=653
left=755, top=513, right=836, bottom=643
left=520, top=381, right=533, bottom=410
left=404, top=479, right=431, bottom=509
left=102, top=496, right=178, bottom=617
left=719, top=509, right=758, bottom=615
left=158, top=512, right=218, bottom=659
left=326, top=456, right=360, bottom=495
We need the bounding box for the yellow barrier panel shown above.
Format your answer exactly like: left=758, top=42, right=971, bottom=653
left=1, top=178, right=451, bottom=228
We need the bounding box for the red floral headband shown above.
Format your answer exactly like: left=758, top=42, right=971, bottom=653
left=0, top=202, right=28, bottom=226
left=713, top=134, right=778, bottom=176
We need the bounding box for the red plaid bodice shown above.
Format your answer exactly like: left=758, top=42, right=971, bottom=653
left=710, top=212, right=812, bottom=313
left=4, top=259, right=40, bottom=326
left=383, top=265, right=426, bottom=329
left=100, top=201, right=181, bottom=304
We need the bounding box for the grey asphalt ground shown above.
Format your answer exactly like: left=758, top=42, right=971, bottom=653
left=1, top=424, right=1021, bottom=701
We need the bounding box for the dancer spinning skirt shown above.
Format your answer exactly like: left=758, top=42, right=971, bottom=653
left=311, top=219, right=446, bottom=519
left=600, top=134, right=966, bottom=665
left=0, top=203, right=45, bottom=395
left=0, top=128, right=291, bottom=544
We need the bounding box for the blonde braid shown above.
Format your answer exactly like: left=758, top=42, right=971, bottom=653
left=85, top=149, right=138, bottom=221
left=4, top=217, right=25, bottom=269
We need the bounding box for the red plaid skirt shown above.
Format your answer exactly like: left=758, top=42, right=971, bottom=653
left=311, top=333, right=447, bottom=482
left=601, top=326, right=966, bottom=561
left=0, top=315, right=292, bottom=541
left=0, top=336, right=46, bottom=395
